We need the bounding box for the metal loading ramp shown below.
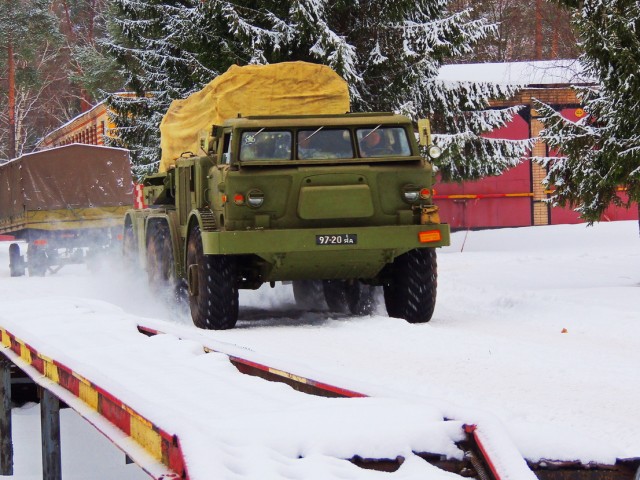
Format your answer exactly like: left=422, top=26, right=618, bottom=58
left=0, top=298, right=637, bottom=479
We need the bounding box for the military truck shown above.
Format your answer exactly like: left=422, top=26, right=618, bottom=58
left=124, top=62, right=450, bottom=329
left=1, top=144, right=133, bottom=276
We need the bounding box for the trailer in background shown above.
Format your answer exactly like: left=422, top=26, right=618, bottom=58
left=0, top=144, right=133, bottom=276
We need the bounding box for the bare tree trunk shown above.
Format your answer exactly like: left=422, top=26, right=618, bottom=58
left=61, top=0, right=75, bottom=42
left=88, top=0, right=97, bottom=44
left=7, top=39, right=16, bottom=160
left=535, top=0, right=544, bottom=60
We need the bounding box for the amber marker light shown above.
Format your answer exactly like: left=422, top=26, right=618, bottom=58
left=419, top=230, right=442, bottom=243
left=233, top=193, right=245, bottom=205
left=33, top=239, right=48, bottom=246
left=116, top=234, right=123, bottom=241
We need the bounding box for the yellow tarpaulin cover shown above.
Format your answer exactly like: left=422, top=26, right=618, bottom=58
left=159, top=61, right=350, bottom=172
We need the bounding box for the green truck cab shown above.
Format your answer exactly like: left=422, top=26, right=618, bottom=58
left=124, top=112, right=450, bottom=329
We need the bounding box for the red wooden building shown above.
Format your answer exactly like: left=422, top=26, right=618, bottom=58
left=435, top=60, right=638, bottom=229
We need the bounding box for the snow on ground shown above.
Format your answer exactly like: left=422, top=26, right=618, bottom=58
left=0, top=220, right=638, bottom=478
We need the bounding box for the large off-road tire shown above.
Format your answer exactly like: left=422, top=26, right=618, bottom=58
left=345, top=282, right=376, bottom=316
left=122, top=222, right=136, bottom=268
left=323, top=280, right=375, bottom=315
left=9, top=243, right=25, bottom=277
left=383, top=248, right=438, bottom=323
left=27, top=244, right=47, bottom=277
left=186, top=224, right=238, bottom=330
left=323, top=280, right=349, bottom=313
left=146, top=222, right=179, bottom=299
left=292, top=280, right=326, bottom=310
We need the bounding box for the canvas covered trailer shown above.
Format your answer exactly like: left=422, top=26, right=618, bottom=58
left=0, top=144, right=133, bottom=276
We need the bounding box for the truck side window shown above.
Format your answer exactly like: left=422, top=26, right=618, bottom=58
left=221, top=133, right=231, bottom=164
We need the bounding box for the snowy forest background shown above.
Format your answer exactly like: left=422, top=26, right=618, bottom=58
left=0, top=0, right=577, bottom=161
left=1, top=0, right=639, bottom=222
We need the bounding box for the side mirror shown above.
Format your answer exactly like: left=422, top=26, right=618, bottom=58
left=417, top=119, right=431, bottom=147
left=199, top=126, right=219, bottom=155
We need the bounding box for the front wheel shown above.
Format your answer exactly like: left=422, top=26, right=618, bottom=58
left=383, top=248, right=438, bottom=323
left=186, top=224, right=238, bottom=330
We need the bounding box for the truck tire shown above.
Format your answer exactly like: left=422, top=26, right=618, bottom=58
left=383, top=248, right=437, bottom=323
left=146, top=222, right=178, bottom=299
left=346, top=282, right=376, bottom=316
left=323, top=280, right=349, bottom=313
left=323, top=280, right=374, bottom=315
left=9, top=243, right=25, bottom=277
left=187, top=224, right=238, bottom=330
left=292, top=280, right=326, bottom=310
left=122, top=222, right=136, bottom=267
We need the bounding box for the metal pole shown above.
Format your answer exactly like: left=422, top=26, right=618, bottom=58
left=40, top=388, right=62, bottom=480
left=0, top=356, right=13, bottom=475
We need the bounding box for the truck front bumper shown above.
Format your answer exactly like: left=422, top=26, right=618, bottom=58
left=201, top=223, right=450, bottom=281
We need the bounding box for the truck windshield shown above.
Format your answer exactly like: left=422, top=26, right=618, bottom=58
left=297, top=129, right=353, bottom=159
left=240, top=131, right=292, bottom=161
left=357, top=127, right=411, bottom=157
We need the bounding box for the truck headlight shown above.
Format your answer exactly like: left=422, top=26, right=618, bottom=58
left=428, top=145, right=442, bottom=159
left=402, top=185, right=421, bottom=203
left=247, top=189, right=265, bottom=208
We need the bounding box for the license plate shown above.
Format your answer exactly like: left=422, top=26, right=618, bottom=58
left=315, top=234, right=357, bottom=245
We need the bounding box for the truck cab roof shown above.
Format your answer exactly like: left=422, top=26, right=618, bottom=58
left=222, top=113, right=413, bottom=130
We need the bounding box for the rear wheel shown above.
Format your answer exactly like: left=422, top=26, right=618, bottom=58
left=146, top=222, right=179, bottom=300
left=345, top=282, right=376, bottom=316
left=323, top=280, right=348, bottom=313
left=187, top=224, right=238, bottom=330
left=383, top=248, right=437, bottom=323
left=324, top=280, right=375, bottom=315
left=9, top=243, right=25, bottom=277
left=123, top=222, right=136, bottom=268
left=292, top=280, right=326, bottom=310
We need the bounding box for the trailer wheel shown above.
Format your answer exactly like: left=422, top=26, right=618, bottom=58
left=292, top=280, right=326, bottom=310
left=383, top=248, right=437, bottom=323
left=27, top=244, right=47, bottom=277
left=186, top=224, right=238, bottom=330
left=9, top=243, right=25, bottom=277
left=146, top=222, right=179, bottom=300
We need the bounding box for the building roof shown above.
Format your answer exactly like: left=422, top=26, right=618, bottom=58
left=438, top=59, right=595, bottom=86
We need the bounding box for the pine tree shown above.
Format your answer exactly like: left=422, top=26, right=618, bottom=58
left=105, top=0, right=529, bottom=178
left=537, top=0, right=640, bottom=224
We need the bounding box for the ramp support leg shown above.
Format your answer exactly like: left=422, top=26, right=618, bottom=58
left=40, top=388, right=61, bottom=480
left=0, top=356, right=13, bottom=475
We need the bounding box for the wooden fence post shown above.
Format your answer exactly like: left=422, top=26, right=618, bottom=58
left=40, top=388, right=62, bottom=480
